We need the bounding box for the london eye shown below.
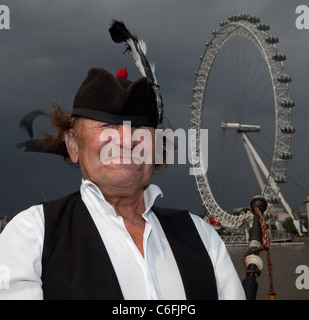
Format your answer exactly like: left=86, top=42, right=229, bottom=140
left=189, top=14, right=301, bottom=233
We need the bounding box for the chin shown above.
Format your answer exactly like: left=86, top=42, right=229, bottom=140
left=106, top=165, right=152, bottom=186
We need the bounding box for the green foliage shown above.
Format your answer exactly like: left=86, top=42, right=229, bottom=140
left=282, top=217, right=298, bottom=234
left=233, top=207, right=250, bottom=216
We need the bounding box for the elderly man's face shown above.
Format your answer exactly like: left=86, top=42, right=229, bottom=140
left=65, top=118, right=155, bottom=190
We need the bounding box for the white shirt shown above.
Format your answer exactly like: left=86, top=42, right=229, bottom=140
left=0, top=180, right=245, bottom=300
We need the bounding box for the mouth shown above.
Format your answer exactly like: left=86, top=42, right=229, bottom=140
left=100, top=155, right=147, bottom=165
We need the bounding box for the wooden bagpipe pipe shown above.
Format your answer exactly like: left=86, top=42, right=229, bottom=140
left=242, top=196, right=276, bottom=300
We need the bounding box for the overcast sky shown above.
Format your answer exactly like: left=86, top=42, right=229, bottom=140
left=1, top=0, right=309, bottom=218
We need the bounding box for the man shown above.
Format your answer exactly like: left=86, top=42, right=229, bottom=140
left=0, top=21, right=245, bottom=300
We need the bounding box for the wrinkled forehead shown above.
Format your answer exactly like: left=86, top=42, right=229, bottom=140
left=74, top=117, right=156, bottom=135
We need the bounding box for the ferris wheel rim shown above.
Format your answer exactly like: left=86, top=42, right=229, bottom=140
left=190, top=15, right=294, bottom=228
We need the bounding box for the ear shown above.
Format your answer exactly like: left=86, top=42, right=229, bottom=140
left=64, top=130, right=79, bottom=164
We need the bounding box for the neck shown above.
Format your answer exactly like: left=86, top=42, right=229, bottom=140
left=101, top=184, right=147, bottom=258
left=100, top=184, right=147, bottom=220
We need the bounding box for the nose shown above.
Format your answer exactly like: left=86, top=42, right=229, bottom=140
left=115, top=124, right=138, bottom=149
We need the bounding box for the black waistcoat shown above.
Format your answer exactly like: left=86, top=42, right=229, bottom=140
left=41, top=191, right=218, bottom=300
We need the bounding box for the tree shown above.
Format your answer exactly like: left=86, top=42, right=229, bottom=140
left=282, top=217, right=297, bottom=234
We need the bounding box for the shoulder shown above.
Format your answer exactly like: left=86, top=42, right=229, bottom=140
left=2, top=191, right=81, bottom=235
left=151, top=206, right=221, bottom=247
left=152, top=206, right=217, bottom=235
left=151, top=205, right=188, bottom=217
left=190, top=213, right=221, bottom=237
left=42, top=191, right=81, bottom=219
left=0, top=205, right=45, bottom=300
left=151, top=206, right=194, bottom=229
left=1, top=204, right=45, bottom=239
left=43, top=191, right=81, bottom=208
left=189, top=212, right=224, bottom=248
left=41, top=191, right=82, bottom=237
left=0, top=204, right=45, bottom=264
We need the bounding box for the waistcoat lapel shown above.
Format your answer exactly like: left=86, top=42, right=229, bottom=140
left=152, top=206, right=218, bottom=300
left=42, top=191, right=124, bottom=300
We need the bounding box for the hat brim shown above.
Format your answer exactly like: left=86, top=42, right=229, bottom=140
left=71, top=107, right=156, bottom=127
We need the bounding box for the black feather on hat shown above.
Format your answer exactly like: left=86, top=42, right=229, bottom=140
left=108, top=20, right=163, bottom=125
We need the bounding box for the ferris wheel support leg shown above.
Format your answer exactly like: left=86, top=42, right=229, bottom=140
left=241, top=134, right=265, bottom=193
left=241, top=133, right=303, bottom=236
left=241, top=133, right=270, bottom=180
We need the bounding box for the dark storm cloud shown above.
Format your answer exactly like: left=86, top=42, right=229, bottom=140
left=1, top=0, right=309, bottom=217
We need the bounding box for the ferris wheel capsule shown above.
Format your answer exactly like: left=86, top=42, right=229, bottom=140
left=277, top=74, right=292, bottom=83
left=272, top=53, right=287, bottom=61
left=257, top=23, right=270, bottom=31
left=280, top=99, right=295, bottom=108
left=279, top=152, right=293, bottom=160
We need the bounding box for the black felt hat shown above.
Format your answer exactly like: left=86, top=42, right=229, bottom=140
left=17, top=20, right=164, bottom=158
left=71, top=67, right=159, bottom=127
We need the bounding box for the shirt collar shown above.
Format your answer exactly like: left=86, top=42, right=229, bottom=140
left=80, top=179, right=163, bottom=217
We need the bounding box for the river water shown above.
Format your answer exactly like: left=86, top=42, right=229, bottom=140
left=227, top=243, right=309, bottom=300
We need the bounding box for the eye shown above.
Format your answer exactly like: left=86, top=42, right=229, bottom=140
left=133, top=126, right=146, bottom=130
left=101, top=123, right=115, bottom=128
